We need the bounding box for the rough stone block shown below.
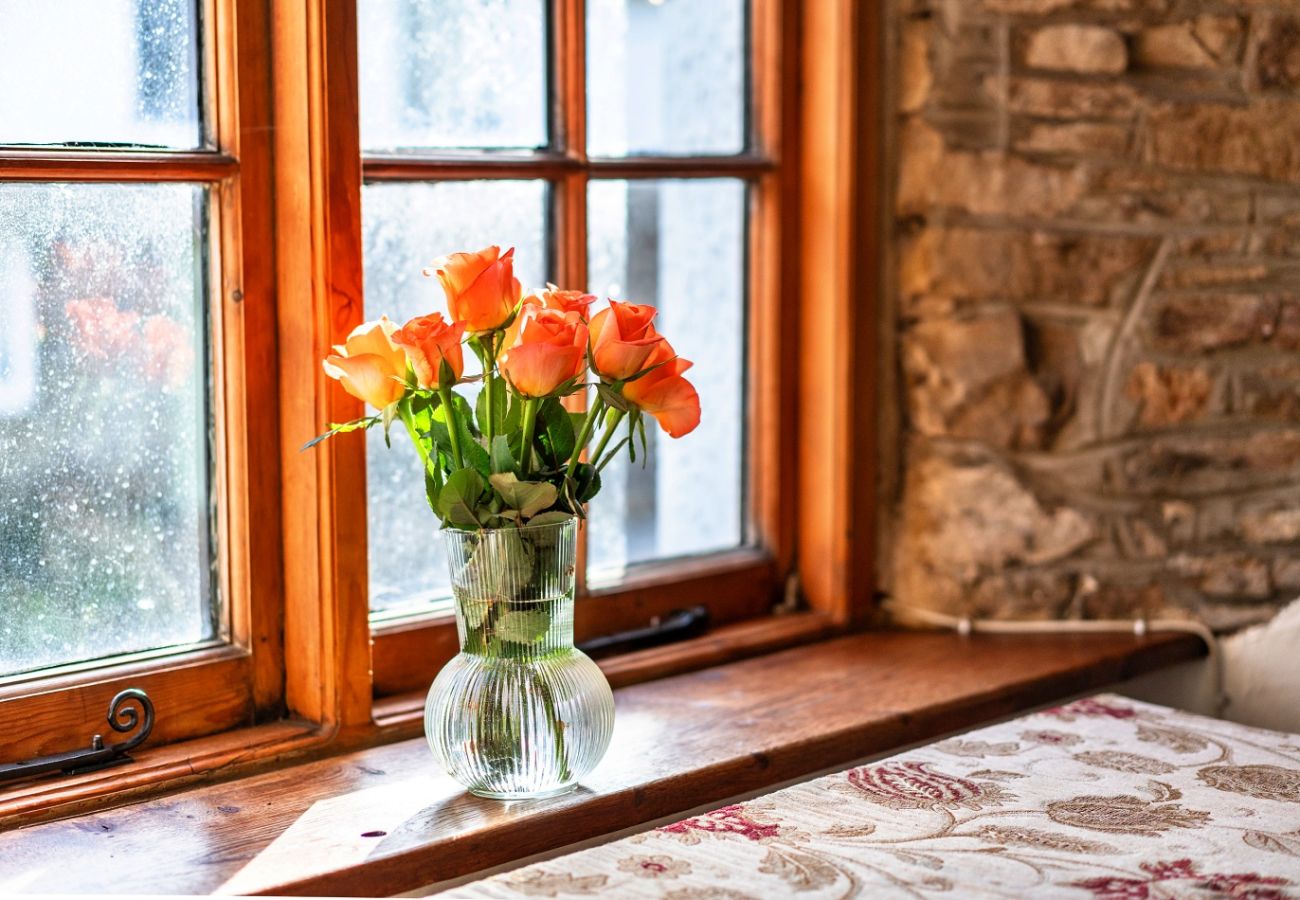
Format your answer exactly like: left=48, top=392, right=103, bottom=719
left=900, top=18, right=934, bottom=113
left=897, top=119, right=1087, bottom=217
left=982, top=0, right=1168, bottom=14
left=1124, top=362, right=1212, bottom=426
left=1134, top=16, right=1243, bottom=69
left=1146, top=100, right=1300, bottom=184
left=900, top=226, right=1154, bottom=306
left=995, top=76, right=1143, bottom=118
left=1121, top=430, right=1300, bottom=493
left=1017, top=121, right=1131, bottom=157
left=904, top=308, right=1052, bottom=448
left=1253, top=14, right=1300, bottom=90
left=1153, top=294, right=1290, bottom=354
left=1023, top=25, right=1128, bottom=74
left=893, top=446, right=1095, bottom=615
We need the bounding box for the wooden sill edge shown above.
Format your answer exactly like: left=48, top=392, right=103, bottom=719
left=0, top=610, right=835, bottom=828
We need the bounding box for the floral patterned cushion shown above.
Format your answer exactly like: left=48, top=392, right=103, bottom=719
left=447, top=694, right=1300, bottom=899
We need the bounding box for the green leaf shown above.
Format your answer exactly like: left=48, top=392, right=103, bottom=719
left=535, top=398, right=576, bottom=469
left=569, top=462, right=602, bottom=504
left=595, top=437, right=628, bottom=472
left=596, top=381, right=629, bottom=413
left=526, top=510, right=574, bottom=528
left=494, top=609, right=550, bottom=644
left=424, top=467, right=441, bottom=514
left=300, top=415, right=380, bottom=451
left=635, top=410, right=649, bottom=468
left=489, top=473, right=559, bottom=520
left=490, top=433, right=516, bottom=475
left=437, top=468, right=485, bottom=529
left=475, top=374, right=508, bottom=436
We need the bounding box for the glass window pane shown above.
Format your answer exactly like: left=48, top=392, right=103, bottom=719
left=362, top=180, right=548, bottom=618
left=587, top=0, right=746, bottom=157
left=0, top=183, right=213, bottom=677
left=0, top=0, right=201, bottom=148
left=586, top=179, right=746, bottom=582
left=358, top=0, right=548, bottom=151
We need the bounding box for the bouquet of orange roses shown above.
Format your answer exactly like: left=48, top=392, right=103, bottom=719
left=308, top=246, right=701, bottom=798
left=309, top=245, right=700, bottom=529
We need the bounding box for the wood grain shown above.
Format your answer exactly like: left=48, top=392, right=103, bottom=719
left=0, top=150, right=237, bottom=181
left=0, top=631, right=1204, bottom=896
left=271, top=0, right=374, bottom=729
left=796, top=0, right=880, bottom=625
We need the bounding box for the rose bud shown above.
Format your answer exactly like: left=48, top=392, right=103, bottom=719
left=391, top=312, right=466, bottom=390
left=424, top=245, right=521, bottom=333
left=589, top=300, right=666, bottom=381
left=498, top=306, right=588, bottom=399
left=322, top=316, right=408, bottom=409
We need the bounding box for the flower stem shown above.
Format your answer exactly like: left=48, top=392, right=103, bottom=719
left=519, top=397, right=540, bottom=477
left=437, top=386, right=465, bottom=470
left=481, top=333, right=497, bottom=450
left=566, top=395, right=605, bottom=471
left=589, top=408, right=627, bottom=471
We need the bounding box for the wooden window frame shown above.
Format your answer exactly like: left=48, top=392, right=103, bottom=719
left=0, top=0, right=283, bottom=762
left=1, top=0, right=879, bottom=819
left=326, top=0, right=805, bottom=699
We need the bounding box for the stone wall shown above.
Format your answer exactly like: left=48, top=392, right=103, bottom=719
left=887, top=0, right=1300, bottom=629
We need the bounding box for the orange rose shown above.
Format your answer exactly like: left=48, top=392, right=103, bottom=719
left=498, top=306, right=588, bottom=398
left=589, top=300, right=666, bottom=381
left=530, top=283, right=595, bottom=318
left=391, top=312, right=465, bottom=390
left=143, top=315, right=195, bottom=391
left=500, top=285, right=596, bottom=351
left=622, top=341, right=701, bottom=438
left=65, top=297, right=139, bottom=360
left=424, top=245, right=521, bottom=332
left=322, top=317, right=408, bottom=409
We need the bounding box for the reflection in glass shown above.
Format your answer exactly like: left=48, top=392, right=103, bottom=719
left=358, top=0, right=547, bottom=151
left=587, top=0, right=746, bottom=157
left=586, top=179, right=746, bottom=582
left=362, top=180, right=548, bottom=617
left=0, top=0, right=201, bottom=148
left=0, top=184, right=212, bottom=677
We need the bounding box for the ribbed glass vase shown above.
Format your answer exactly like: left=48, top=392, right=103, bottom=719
left=424, top=517, right=614, bottom=799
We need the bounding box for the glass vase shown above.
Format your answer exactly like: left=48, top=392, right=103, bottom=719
left=424, top=517, right=614, bottom=799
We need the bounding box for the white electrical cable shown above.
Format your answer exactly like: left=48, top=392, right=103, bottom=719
left=882, top=598, right=1226, bottom=716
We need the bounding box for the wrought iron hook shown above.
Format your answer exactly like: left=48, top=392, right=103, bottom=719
left=0, top=688, right=155, bottom=784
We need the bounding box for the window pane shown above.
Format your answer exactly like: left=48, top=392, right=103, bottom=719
left=0, top=0, right=201, bottom=148
left=587, top=0, right=746, bottom=157
left=0, top=184, right=213, bottom=677
left=358, top=0, right=548, bottom=151
left=362, top=180, right=548, bottom=618
left=586, top=179, right=746, bottom=582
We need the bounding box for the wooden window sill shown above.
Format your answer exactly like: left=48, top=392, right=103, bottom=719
left=0, top=629, right=1203, bottom=896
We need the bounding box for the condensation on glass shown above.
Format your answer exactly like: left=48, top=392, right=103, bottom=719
left=357, top=0, right=548, bottom=151
left=0, top=0, right=202, bottom=148
left=586, top=0, right=746, bottom=157
left=361, top=180, right=548, bottom=618
left=586, top=179, right=747, bottom=583
left=0, top=184, right=213, bottom=678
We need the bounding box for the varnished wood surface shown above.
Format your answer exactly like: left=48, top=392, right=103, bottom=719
left=0, top=630, right=1203, bottom=897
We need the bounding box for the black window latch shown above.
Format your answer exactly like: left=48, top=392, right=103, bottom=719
left=577, top=605, right=710, bottom=659
left=0, top=688, right=154, bottom=785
